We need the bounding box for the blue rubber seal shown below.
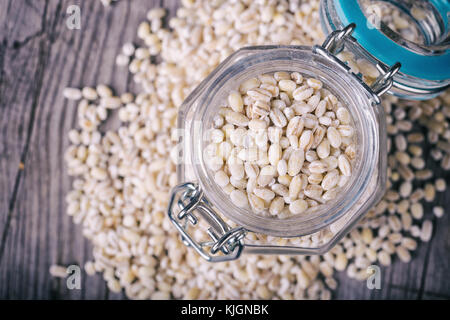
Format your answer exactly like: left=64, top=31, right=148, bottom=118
left=334, top=0, right=450, bottom=81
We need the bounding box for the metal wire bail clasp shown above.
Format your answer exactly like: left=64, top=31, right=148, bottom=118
left=315, top=23, right=401, bottom=104
left=167, top=182, right=247, bottom=262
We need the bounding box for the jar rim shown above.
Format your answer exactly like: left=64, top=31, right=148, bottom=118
left=181, top=46, right=382, bottom=237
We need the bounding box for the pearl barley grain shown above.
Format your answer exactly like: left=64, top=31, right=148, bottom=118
left=396, top=246, right=411, bottom=263
left=435, top=178, right=446, bottom=192
left=411, top=203, right=424, bottom=219
left=420, top=220, right=433, bottom=242
left=228, top=91, right=244, bottom=113
left=49, top=265, right=68, bottom=278
left=335, top=253, right=348, bottom=271
left=327, top=127, right=342, bottom=148
left=288, top=150, right=305, bottom=176
left=433, top=206, right=444, bottom=218
left=338, top=155, right=351, bottom=176
left=279, top=80, right=297, bottom=92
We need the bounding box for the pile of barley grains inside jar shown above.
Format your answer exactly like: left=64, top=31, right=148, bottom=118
left=58, top=0, right=449, bottom=300
left=207, top=72, right=355, bottom=217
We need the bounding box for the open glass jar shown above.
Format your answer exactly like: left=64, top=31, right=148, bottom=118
left=167, top=0, right=450, bottom=262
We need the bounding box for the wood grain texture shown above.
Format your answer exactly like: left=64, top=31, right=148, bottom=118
left=0, top=0, right=449, bottom=300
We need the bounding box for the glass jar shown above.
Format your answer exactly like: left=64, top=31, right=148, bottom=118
left=167, top=0, right=450, bottom=262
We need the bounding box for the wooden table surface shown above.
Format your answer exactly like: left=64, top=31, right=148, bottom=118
left=0, top=0, right=449, bottom=300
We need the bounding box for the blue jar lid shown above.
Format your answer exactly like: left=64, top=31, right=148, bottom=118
left=334, top=0, right=450, bottom=81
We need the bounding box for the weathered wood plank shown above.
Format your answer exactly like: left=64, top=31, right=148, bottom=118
left=0, top=0, right=55, bottom=298
left=0, top=0, right=45, bottom=252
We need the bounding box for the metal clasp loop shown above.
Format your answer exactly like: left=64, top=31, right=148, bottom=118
left=370, top=62, right=401, bottom=96
left=322, top=23, right=356, bottom=54
left=168, top=182, right=247, bottom=262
